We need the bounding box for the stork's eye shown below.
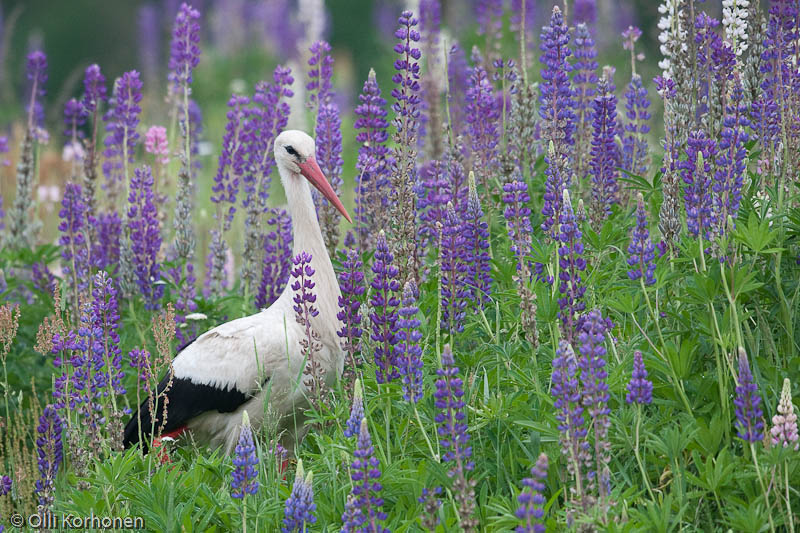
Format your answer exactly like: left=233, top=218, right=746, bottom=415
left=285, top=145, right=298, bottom=157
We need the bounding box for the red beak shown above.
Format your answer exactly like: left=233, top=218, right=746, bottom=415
left=298, top=157, right=352, bottom=223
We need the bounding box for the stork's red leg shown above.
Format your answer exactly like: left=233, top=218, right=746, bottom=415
left=151, top=426, right=188, bottom=464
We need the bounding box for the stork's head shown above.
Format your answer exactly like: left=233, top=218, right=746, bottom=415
left=274, top=130, right=352, bottom=223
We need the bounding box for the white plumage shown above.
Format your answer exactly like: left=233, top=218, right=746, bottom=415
left=124, top=130, right=350, bottom=453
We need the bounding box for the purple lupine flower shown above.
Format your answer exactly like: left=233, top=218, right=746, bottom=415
left=369, top=232, right=401, bottom=384
left=578, top=309, right=612, bottom=499
left=626, top=350, right=653, bottom=405
left=572, top=23, right=598, bottom=179
left=516, top=452, right=548, bottom=533
left=573, top=0, right=597, bottom=25
left=231, top=413, right=259, bottom=498
left=734, top=349, right=764, bottom=443
left=208, top=95, right=249, bottom=296
left=0, top=136, right=9, bottom=167
left=556, top=190, right=587, bottom=346
left=447, top=43, right=469, bottom=135
left=0, top=193, right=5, bottom=233
left=93, top=211, right=121, bottom=270
left=138, top=3, right=161, bottom=86
left=63, top=98, right=86, bottom=142
left=26, top=50, right=48, bottom=130
left=344, top=379, right=365, bottom=438
left=103, top=70, right=143, bottom=198
left=58, top=183, right=90, bottom=299
left=337, top=248, right=365, bottom=366
left=475, top=0, right=503, bottom=38
left=441, top=203, right=469, bottom=334
left=81, top=64, right=107, bottom=116
left=391, top=11, right=422, bottom=145
left=291, top=251, right=321, bottom=363
left=713, top=80, right=749, bottom=237
left=170, top=263, right=199, bottom=349
left=771, top=378, right=799, bottom=450
left=503, top=179, right=533, bottom=269
left=627, top=193, right=656, bottom=286
left=397, top=280, right=423, bottom=403
left=307, top=40, right=333, bottom=109
left=31, top=261, right=56, bottom=295
left=256, top=207, right=293, bottom=309
left=129, top=348, right=153, bottom=391
left=354, top=69, right=391, bottom=247
left=541, top=141, right=571, bottom=239
left=417, top=159, right=451, bottom=250
left=89, top=271, right=125, bottom=399
left=681, top=130, right=717, bottom=239
left=314, top=101, right=345, bottom=255
left=168, top=2, right=201, bottom=94
left=551, top=340, right=588, bottom=495
left=621, top=74, right=651, bottom=176
left=341, top=495, right=366, bottom=533
left=282, top=460, right=316, bottom=533
left=435, top=344, right=473, bottom=471
left=538, top=6, right=575, bottom=152
left=418, top=486, right=443, bottom=530
left=127, top=166, right=163, bottom=309
left=35, top=405, right=63, bottom=509
left=465, top=63, right=500, bottom=192
left=462, top=178, right=491, bottom=307
left=0, top=475, right=11, bottom=496
left=347, top=418, right=389, bottom=532
left=51, top=329, right=86, bottom=411
left=589, top=74, right=620, bottom=223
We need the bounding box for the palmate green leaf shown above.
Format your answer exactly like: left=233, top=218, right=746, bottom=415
left=628, top=493, right=688, bottom=533
left=733, top=212, right=782, bottom=254
left=686, top=448, right=736, bottom=496
left=618, top=168, right=662, bottom=196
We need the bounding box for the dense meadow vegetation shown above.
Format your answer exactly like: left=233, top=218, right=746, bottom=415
left=1, top=0, right=799, bottom=531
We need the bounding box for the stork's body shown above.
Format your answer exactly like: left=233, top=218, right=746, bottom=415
left=123, top=131, right=351, bottom=453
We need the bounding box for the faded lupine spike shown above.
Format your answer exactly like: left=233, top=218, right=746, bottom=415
left=770, top=378, right=799, bottom=450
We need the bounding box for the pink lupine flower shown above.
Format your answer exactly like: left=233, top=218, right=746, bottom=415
left=144, top=125, right=170, bottom=165
left=771, top=378, right=798, bottom=450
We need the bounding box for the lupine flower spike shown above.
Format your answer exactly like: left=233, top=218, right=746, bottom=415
left=626, top=350, right=653, bottom=405
left=231, top=411, right=259, bottom=499
left=397, top=280, right=423, bottom=403
left=345, top=378, right=365, bottom=438
left=627, top=193, right=657, bottom=286
left=771, top=378, right=798, bottom=450
left=370, top=231, right=401, bottom=384
left=734, top=348, right=763, bottom=443
left=345, top=418, right=389, bottom=533
left=282, top=459, right=316, bottom=533
left=516, top=452, right=548, bottom=533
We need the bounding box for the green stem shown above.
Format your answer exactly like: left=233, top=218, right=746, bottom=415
left=751, top=443, right=776, bottom=533
left=786, top=460, right=795, bottom=533
left=415, top=406, right=439, bottom=462
left=634, top=405, right=654, bottom=501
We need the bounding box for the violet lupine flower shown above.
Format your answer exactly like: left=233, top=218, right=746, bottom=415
left=32, top=260, right=57, bottom=296
left=307, top=40, right=333, bottom=109
left=51, top=330, right=86, bottom=411
left=541, top=141, right=571, bottom=239
left=572, top=23, right=598, bottom=179
left=713, top=81, right=749, bottom=237
left=347, top=418, right=389, bottom=532
left=551, top=340, right=589, bottom=493
left=283, top=460, right=316, bottom=533
left=462, top=176, right=492, bottom=307
left=129, top=348, right=153, bottom=391
left=89, top=271, right=125, bottom=399
left=344, top=379, right=365, bottom=438
left=503, top=179, right=533, bottom=270
left=168, top=3, right=202, bottom=94
left=417, top=159, right=451, bottom=250
left=58, top=183, right=90, bottom=298
left=35, top=405, right=63, bottom=509
left=354, top=69, right=391, bottom=247
left=0, top=192, right=5, bottom=232
left=574, top=0, right=597, bottom=25
left=231, top=412, right=259, bottom=499
left=291, top=251, right=322, bottom=364
left=63, top=98, right=86, bottom=142
left=81, top=64, right=107, bottom=116
left=26, top=50, right=48, bottom=130
left=256, top=207, right=293, bottom=309
left=516, top=452, right=548, bottom=533
left=578, top=310, right=612, bottom=497
left=170, top=263, right=200, bottom=349
left=314, top=101, right=345, bottom=255
left=127, top=166, right=163, bottom=309
left=0, top=475, right=11, bottom=496
left=441, top=203, right=469, bottom=334
left=435, top=344, right=473, bottom=471
left=369, top=232, right=401, bottom=384
left=465, top=63, right=500, bottom=192
left=447, top=43, right=469, bottom=135
left=475, top=0, right=503, bottom=37
left=397, top=280, right=423, bottom=403
left=589, top=75, right=620, bottom=223
left=626, top=350, right=653, bottom=405
left=145, top=125, right=170, bottom=165
left=681, top=130, right=718, bottom=239
left=557, top=190, right=587, bottom=347
left=621, top=74, right=651, bottom=177
left=734, top=349, right=764, bottom=443
left=627, top=193, right=657, bottom=286
left=138, top=3, right=161, bottom=86
left=0, top=136, right=9, bottom=167
left=391, top=12, right=422, bottom=145
left=771, top=378, right=798, bottom=450
left=337, top=248, right=365, bottom=366
left=538, top=6, right=575, bottom=153
left=103, top=71, right=144, bottom=198
left=94, top=211, right=121, bottom=270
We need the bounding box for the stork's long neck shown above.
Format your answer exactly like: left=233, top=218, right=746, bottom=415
left=280, top=166, right=342, bottom=333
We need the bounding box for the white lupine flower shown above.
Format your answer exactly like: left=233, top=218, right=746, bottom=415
left=722, top=0, right=750, bottom=57
left=657, top=0, right=687, bottom=78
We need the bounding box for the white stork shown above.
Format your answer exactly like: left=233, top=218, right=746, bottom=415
left=123, top=130, right=351, bottom=453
